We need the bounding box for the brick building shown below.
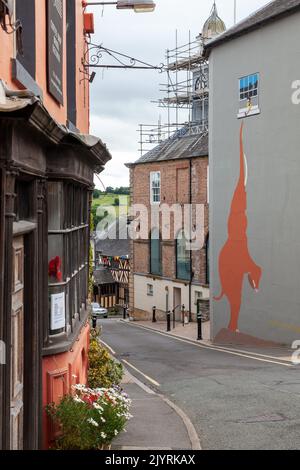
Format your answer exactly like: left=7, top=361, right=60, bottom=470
left=127, top=134, right=209, bottom=323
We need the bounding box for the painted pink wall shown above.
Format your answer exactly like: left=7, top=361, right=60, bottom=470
left=0, top=0, right=90, bottom=133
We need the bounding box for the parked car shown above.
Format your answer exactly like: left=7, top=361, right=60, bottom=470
left=91, top=302, right=108, bottom=318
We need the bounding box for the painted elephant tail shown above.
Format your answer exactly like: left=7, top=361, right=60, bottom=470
left=214, top=291, right=224, bottom=301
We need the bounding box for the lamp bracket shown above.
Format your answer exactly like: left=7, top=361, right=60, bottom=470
left=83, top=41, right=164, bottom=71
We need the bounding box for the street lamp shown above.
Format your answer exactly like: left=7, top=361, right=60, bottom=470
left=82, top=1, right=156, bottom=13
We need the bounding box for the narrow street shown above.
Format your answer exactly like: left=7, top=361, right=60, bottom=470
left=100, top=319, right=300, bottom=450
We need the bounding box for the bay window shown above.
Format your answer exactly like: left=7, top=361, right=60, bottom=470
left=48, top=181, right=89, bottom=336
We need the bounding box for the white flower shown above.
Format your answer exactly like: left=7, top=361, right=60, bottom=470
left=87, top=418, right=99, bottom=427
left=100, top=417, right=106, bottom=423
left=114, top=430, right=119, bottom=436
left=73, top=396, right=84, bottom=404
left=101, top=432, right=107, bottom=439
left=73, top=384, right=88, bottom=393
left=93, top=403, right=104, bottom=412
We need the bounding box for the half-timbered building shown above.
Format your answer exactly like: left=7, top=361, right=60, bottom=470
left=93, top=217, right=130, bottom=310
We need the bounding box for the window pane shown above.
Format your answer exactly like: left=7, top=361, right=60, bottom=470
left=48, top=182, right=63, bottom=230
left=151, top=172, right=161, bottom=203
left=176, top=231, right=191, bottom=281
left=48, top=234, right=64, bottom=281
left=239, top=73, right=259, bottom=104
left=150, top=229, right=161, bottom=275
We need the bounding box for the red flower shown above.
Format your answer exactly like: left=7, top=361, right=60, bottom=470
left=49, top=256, right=62, bottom=282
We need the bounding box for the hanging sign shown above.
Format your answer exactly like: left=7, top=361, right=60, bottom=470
left=47, top=0, right=64, bottom=104
left=51, top=292, right=66, bottom=330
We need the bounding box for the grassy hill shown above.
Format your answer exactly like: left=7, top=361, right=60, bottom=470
left=92, top=193, right=129, bottom=209
left=92, top=193, right=130, bottom=230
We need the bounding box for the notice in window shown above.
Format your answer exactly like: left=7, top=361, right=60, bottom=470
left=51, top=292, right=66, bottom=330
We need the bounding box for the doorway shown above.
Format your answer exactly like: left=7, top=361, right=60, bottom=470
left=173, top=287, right=182, bottom=322
left=10, top=236, right=24, bottom=450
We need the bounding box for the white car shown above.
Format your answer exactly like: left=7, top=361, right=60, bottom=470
left=91, top=302, right=108, bottom=318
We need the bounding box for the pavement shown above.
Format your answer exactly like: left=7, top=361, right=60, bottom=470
left=111, top=369, right=199, bottom=450
left=100, top=319, right=300, bottom=450
left=128, top=319, right=211, bottom=343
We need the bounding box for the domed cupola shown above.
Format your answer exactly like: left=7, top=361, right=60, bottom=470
left=202, top=1, right=226, bottom=41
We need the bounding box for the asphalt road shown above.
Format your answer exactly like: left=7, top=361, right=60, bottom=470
left=99, top=319, right=300, bottom=450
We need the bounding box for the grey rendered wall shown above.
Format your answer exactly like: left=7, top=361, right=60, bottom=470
left=210, top=11, right=300, bottom=345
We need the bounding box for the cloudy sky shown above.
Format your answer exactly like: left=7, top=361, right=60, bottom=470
left=89, top=0, right=271, bottom=189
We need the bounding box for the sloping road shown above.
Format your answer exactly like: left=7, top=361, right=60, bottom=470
left=100, top=319, right=300, bottom=450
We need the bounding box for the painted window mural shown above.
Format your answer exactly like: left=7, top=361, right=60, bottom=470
left=238, top=73, right=260, bottom=117
left=239, top=74, right=259, bottom=100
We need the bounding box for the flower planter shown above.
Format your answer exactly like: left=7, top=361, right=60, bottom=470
left=46, top=384, right=132, bottom=451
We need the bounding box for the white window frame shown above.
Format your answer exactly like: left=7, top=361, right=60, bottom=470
left=238, top=72, right=260, bottom=118
left=150, top=171, right=161, bottom=205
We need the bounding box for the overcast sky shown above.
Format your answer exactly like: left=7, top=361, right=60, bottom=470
left=89, top=0, right=271, bottom=189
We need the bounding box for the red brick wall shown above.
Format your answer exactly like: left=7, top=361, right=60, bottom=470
left=130, top=156, right=209, bottom=298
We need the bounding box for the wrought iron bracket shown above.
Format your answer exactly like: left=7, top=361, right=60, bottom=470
left=83, top=41, right=164, bottom=71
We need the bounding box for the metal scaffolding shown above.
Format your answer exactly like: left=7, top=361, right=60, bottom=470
left=138, top=31, right=209, bottom=157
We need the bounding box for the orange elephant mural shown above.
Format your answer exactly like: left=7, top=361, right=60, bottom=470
left=214, top=122, right=262, bottom=332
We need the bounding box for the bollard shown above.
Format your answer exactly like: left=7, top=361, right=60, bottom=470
left=152, top=306, right=157, bottom=323
left=181, top=305, right=185, bottom=326
left=123, top=306, right=127, bottom=320
left=197, top=299, right=202, bottom=341
left=92, top=315, right=97, bottom=329
left=173, top=309, right=176, bottom=330
left=166, top=311, right=171, bottom=332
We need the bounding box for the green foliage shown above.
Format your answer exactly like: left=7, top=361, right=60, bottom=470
left=88, top=337, right=124, bottom=389
left=114, top=197, right=120, bottom=207
left=93, top=189, right=102, bottom=199
left=46, top=385, right=132, bottom=450
left=92, top=187, right=130, bottom=198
